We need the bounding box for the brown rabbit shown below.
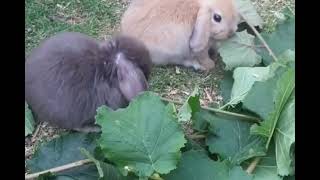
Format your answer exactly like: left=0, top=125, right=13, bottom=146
left=120, top=0, right=240, bottom=71
left=25, top=32, right=152, bottom=132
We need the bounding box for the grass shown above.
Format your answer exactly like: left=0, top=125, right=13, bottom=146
left=25, top=0, right=126, bottom=53
left=25, top=0, right=295, bottom=165
left=252, top=0, right=295, bottom=32
left=25, top=0, right=295, bottom=101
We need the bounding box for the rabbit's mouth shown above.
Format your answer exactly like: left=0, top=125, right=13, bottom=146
left=212, top=32, right=228, bottom=40
left=213, top=30, right=235, bottom=40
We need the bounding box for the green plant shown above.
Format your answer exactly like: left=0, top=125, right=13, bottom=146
left=25, top=2, right=295, bottom=180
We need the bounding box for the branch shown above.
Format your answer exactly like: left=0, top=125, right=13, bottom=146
left=31, top=122, right=42, bottom=142
left=204, top=88, right=214, bottom=103
left=189, top=134, right=206, bottom=139
left=25, top=159, right=93, bottom=179
left=246, top=157, right=261, bottom=174
left=160, top=97, right=261, bottom=124
left=231, top=41, right=266, bottom=49
left=240, top=14, right=279, bottom=62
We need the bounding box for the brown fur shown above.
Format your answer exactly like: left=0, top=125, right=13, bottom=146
left=25, top=32, right=152, bottom=132
left=121, top=0, right=240, bottom=71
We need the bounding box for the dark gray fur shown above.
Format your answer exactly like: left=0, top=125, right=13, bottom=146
left=25, top=32, right=152, bottom=132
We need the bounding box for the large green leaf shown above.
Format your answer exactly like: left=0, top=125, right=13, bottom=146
left=27, top=132, right=132, bottom=180
left=221, top=50, right=295, bottom=109
left=78, top=148, right=137, bottom=180
left=81, top=148, right=135, bottom=180
left=235, top=0, right=263, bottom=27
left=51, top=164, right=135, bottom=180
left=284, top=175, right=295, bottom=180
left=96, top=92, right=186, bottom=178
left=219, top=31, right=262, bottom=70
left=243, top=67, right=295, bottom=148
left=182, top=138, right=206, bottom=152
left=178, top=87, right=201, bottom=122
left=255, top=17, right=295, bottom=65
left=249, top=143, right=282, bottom=180
left=38, top=172, right=56, bottom=180
left=275, top=92, right=295, bottom=176
left=268, top=50, right=295, bottom=78
left=52, top=165, right=115, bottom=180
left=163, top=150, right=252, bottom=180
left=224, top=67, right=270, bottom=107
left=205, top=113, right=267, bottom=164
left=220, top=71, right=234, bottom=104
left=192, top=109, right=211, bottom=132
left=25, top=102, right=35, bottom=136
left=26, top=132, right=111, bottom=180
left=278, top=50, right=295, bottom=62
left=27, top=132, right=99, bottom=172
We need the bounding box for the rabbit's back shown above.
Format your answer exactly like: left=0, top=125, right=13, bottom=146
left=121, top=0, right=200, bottom=64
left=25, top=32, right=121, bottom=129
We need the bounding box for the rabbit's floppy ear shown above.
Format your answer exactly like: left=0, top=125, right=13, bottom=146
left=189, top=8, right=211, bottom=53
left=116, top=53, right=148, bottom=101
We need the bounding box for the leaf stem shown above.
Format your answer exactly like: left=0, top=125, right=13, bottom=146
left=240, top=14, right=279, bottom=62
left=231, top=41, right=266, bottom=49
left=160, top=97, right=261, bottom=123
left=31, top=122, right=42, bottom=142
left=246, top=157, right=261, bottom=174
left=189, top=134, right=206, bottom=139
left=25, top=159, right=93, bottom=179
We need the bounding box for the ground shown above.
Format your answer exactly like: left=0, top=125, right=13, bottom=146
left=25, top=0, right=295, bottom=172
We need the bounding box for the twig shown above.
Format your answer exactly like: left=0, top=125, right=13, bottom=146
left=204, top=88, right=214, bottom=103
left=219, top=103, right=229, bottom=110
left=189, top=134, right=206, bottom=139
left=203, top=106, right=260, bottom=123
left=31, top=122, right=42, bottom=143
left=160, top=97, right=261, bottom=123
left=25, top=159, right=93, bottom=179
left=231, top=41, right=266, bottom=49
left=219, top=91, right=250, bottom=110
left=246, top=157, right=261, bottom=174
left=240, top=14, right=279, bottom=62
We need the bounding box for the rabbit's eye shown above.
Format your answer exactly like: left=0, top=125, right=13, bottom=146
left=213, top=14, right=222, bottom=22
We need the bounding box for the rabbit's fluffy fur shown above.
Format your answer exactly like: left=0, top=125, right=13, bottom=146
left=121, top=0, right=240, bottom=71
left=25, top=32, right=152, bottom=132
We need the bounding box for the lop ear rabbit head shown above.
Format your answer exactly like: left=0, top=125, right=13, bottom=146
left=190, top=0, right=240, bottom=52
left=100, top=35, right=152, bottom=102
left=208, top=0, right=240, bottom=40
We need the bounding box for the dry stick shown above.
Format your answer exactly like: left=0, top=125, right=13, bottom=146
left=160, top=97, right=261, bottom=124
left=31, top=122, right=42, bottom=142
left=189, top=134, right=206, bottom=139
left=204, top=88, right=214, bottom=103
left=231, top=41, right=266, bottom=49
left=25, top=159, right=93, bottom=180
left=246, top=157, right=262, bottom=174
left=240, top=14, right=279, bottom=62
left=26, top=123, right=43, bottom=158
